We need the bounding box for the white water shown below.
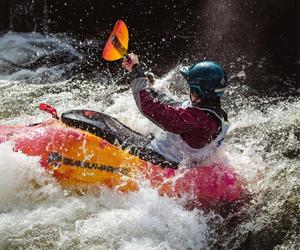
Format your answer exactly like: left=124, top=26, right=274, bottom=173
left=0, top=32, right=299, bottom=249
left=0, top=143, right=210, bottom=249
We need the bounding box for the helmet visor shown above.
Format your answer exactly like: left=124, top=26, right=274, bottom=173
left=179, top=66, right=190, bottom=80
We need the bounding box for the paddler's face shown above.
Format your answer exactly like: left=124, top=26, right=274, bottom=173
left=190, top=91, right=201, bottom=103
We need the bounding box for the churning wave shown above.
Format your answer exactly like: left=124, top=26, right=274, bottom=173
left=0, top=32, right=299, bottom=249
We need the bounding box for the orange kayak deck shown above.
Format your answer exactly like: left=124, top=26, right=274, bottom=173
left=0, top=119, right=247, bottom=210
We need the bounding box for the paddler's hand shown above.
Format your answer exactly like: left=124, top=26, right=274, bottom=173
left=122, top=53, right=139, bottom=72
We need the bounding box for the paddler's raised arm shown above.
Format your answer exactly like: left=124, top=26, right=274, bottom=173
left=121, top=53, right=213, bottom=134
left=122, top=53, right=181, bottom=107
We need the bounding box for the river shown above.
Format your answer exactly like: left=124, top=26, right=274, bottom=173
left=0, top=31, right=299, bottom=249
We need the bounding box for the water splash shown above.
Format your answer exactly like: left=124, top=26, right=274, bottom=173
left=0, top=142, right=210, bottom=249
left=0, top=31, right=299, bottom=249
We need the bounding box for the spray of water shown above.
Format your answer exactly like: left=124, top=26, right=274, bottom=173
left=0, top=32, right=299, bottom=249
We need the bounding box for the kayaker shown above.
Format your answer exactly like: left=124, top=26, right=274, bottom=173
left=122, top=53, right=229, bottom=166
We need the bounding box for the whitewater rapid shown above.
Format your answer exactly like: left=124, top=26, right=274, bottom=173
left=0, top=32, right=299, bottom=249
left=0, top=142, right=212, bottom=249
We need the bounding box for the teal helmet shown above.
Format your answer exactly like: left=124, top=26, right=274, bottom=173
left=179, top=61, right=227, bottom=98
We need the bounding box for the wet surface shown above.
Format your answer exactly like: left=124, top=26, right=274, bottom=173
left=0, top=1, right=299, bottom=249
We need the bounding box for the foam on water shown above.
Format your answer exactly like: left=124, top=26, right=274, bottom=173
left=0, top=32, right=299, bottom=249
left=0, top=142, right=61, bottom=212
left=0, top=142, right=210, bottom=249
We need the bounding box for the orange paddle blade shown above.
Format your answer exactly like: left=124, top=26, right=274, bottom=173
left=102, top=20, right=129, bottom=61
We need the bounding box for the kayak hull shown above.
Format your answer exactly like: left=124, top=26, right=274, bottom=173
left=0, top=119, right=247, bottom=209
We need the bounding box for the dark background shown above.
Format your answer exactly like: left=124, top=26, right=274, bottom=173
left=0, top=0, right=299, bottom=93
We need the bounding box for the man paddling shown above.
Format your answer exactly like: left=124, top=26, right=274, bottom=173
left=122, top=53, right=229, bottom=166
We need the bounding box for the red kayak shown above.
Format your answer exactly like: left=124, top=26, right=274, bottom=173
left=0, top=106, right=247, bottom=210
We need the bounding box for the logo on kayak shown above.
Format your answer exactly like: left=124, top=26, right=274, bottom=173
left=48, top=152, right=129, bottom=175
